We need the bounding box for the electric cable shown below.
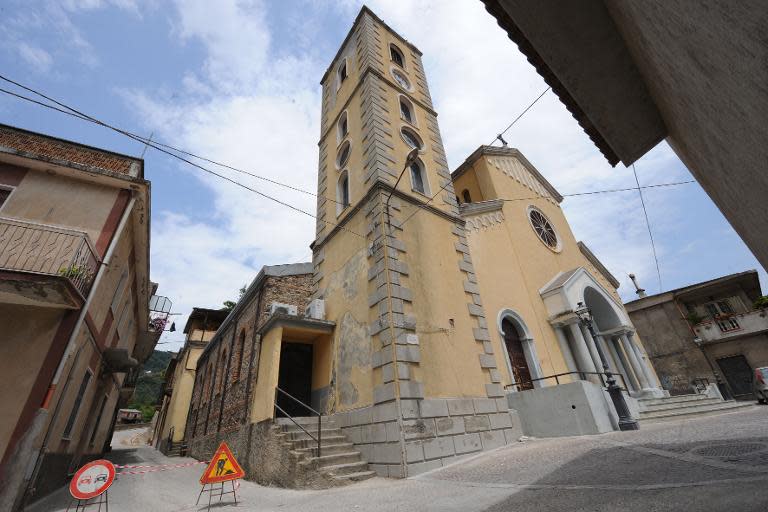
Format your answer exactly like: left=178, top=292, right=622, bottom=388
left=633, top=163, right=664, bottom=292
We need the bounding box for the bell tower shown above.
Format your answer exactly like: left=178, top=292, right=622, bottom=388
left=311, top=7, right=519, bottom=478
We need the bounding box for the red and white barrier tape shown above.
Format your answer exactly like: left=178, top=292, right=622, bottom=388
left=116, top=461, right=209, bottom=475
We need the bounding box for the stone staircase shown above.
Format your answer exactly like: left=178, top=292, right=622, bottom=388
left=275, top=417, right=375, bottom=484
left=165, top=440, right=187, bottom=457
left=638, top=393, right=753, bottom=421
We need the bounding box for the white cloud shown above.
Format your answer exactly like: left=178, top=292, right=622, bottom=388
left=16, top=43, right=53, bottom=72
left=129, top=0, right=704, bottom=348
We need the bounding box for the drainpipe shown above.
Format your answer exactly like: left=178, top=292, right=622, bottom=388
left=21, top=198, right=135, bottom=504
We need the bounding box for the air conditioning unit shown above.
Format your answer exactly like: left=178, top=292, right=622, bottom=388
left=269, top=302, right=298, bottom=316
left=304, top=299, right=326, bottom=320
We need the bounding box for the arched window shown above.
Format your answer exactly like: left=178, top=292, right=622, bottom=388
left=234, top=329, right=246, bottom=381
left=400, top=127, right=423, bottom=150
left=338, top=111, right=348, bottom=141
left=409, top=159, right=427, bottom=195
left=336, top=140, right=351, bottom=169
left=337, top=171, right=350, bottom=215
left=338, top=60, right=347, bottom=84
left=400, top=98, right=414, bottom=124
left=390, top=44, right=405, bottom=68
left=462, top=189, right=472, bottom=204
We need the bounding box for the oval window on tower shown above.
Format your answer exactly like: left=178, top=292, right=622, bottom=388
left=391, top=69, right=411, bottom=91
left=400, top=127, right=423, bottom=151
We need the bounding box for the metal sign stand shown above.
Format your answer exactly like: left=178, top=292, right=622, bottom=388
left=66, top=490, right=109, bottom=512
left=195, top=481, right=238, bottom=510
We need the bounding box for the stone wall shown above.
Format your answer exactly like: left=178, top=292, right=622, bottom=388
left=186, top=420, right=339, bottom=489
left=331, top=397, right=522, bottom=478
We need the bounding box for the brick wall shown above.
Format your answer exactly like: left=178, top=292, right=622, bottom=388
left=186, top=271, right=313, bottom=440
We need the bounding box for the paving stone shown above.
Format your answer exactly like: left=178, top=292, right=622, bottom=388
left=474, top=398, right=498, bottom=414
left=405, top=441, right=424, bottom=462
left=435, top=417, right=465, bottom=436
left=447, top=398, right=474, bottom=416
left=420, top=399, right=449, bottom=418
left=480, top=430, right=507, bottom=450
left=464, top=415, right=491, bottom=433
left=423, top=436, right=455, bottom=460
left=402, top=418, right=436, bottom=440
left=453, top=433, right=483, bottom=454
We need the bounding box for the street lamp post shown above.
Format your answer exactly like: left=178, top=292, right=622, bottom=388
left=575, top=302, right=639, bottom=431
left=385, top=147, right=420, bottom=230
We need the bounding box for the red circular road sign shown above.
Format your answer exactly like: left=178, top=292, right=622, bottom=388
left=69, top=459, right=116, bottom=500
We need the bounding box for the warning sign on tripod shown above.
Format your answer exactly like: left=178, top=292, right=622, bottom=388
left=197, top=442, right=244, bottom=509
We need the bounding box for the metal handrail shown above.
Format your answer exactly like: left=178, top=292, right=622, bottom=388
left=273, top=387, right=321, bottom=457
left=504, top=371, right=629, bottom=392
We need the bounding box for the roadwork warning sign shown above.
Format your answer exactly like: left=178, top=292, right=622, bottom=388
left=200, top=442, right=245, bottom=484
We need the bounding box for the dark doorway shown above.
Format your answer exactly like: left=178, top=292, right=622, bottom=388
left=502, top=318, right=533, bottom=391
left=276, top=342, right=313, bottom=417
left=717, top=355, right=753, bottom=398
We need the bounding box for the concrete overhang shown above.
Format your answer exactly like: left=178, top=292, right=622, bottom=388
left=480, top=0, right=667, bottom=166
left=103, top=348, right=139, bottom=373
left=0, top=270, right=84, bottom=309
left=258, top=313, right=336, bottom=342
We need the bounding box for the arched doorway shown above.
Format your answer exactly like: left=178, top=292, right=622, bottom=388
left=502, top=317, right=534, bottom=391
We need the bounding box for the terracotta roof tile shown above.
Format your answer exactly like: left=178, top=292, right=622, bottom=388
left=0, top=125, right=142, bottom=178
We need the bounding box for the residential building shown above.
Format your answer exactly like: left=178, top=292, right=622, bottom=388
left=0, top=124, right=164, bottom=510
left=184, top=7, right=667, bottom=485
left=479, top=1, right=768, bottom=274
left=625, top=271, right=768, bottom=399
left=152, top=307, right=227, bottom=454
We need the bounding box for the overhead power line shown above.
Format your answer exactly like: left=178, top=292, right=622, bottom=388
left=400, top=86, right=552, bottom=228
left=0, top=74, right=345, bottom=206
left=0, top=77, right=365, bottom=238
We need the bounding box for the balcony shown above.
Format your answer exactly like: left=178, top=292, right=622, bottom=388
left=0, top=217, right=99, bottom=308
left=694, top=309, right=768, bottom=343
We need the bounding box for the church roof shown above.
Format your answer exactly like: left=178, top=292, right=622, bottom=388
left=452, top=145, right=564, bottom=203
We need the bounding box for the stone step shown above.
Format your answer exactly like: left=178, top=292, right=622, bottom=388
left=639, top=394, right=711, bottom=407
left=319, top=460, right=370, bottom=477
left=289, top=435, right=347, bottom=450
left=285, top=429, right=343, bottom=442
left=294, top=442, right=356, bottom=457
left=639, top=401, right=753, bottom=420
left=275, top=417, right=336, bottom=428
left=332, top=470, right=376, bottom=483
left=309, top=451, right=362, bottom=467
left=640, top=397, right=722, bottom=413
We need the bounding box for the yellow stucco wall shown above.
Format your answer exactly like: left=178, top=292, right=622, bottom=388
left=160, top=346, right=205, bottom=443
left=454, top=153, right=637, bottom=386
left=250, top=327, right=283, bottom=423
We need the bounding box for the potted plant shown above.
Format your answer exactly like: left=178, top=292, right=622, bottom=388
left=58, top=264, right=92, bottom=281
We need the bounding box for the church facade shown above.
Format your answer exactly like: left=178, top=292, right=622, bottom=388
left=183, top=6, right=663, bottom=481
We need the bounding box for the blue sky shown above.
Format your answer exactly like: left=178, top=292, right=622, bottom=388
left=1, top=0, right=764, bottom=349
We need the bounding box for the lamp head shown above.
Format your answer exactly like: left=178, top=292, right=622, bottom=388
left=405, top=147, right=419, bottom=168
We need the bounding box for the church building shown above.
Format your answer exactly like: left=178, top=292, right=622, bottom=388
left=183, top=6, right=666, bottom=484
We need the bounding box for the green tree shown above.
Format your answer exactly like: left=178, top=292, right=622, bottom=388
left=222, top=284, right=247, bottom=311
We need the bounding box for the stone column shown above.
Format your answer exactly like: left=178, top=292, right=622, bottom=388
left=608, top=337, right=639, bottom=391
left=628, top=332, right=660, bottom=388
left=567, top=322, right=599, bottom=383
left=554, top=326, right=578, bottom=375
left=580, top=324, right=605, bottom=374
left=620, top=333, right=651, bottom=390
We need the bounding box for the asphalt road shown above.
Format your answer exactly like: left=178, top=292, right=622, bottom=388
left=26, top=405, right=768, bottom=511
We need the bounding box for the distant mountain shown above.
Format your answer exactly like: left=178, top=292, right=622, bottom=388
left=128, top=350, right=175, bottom=420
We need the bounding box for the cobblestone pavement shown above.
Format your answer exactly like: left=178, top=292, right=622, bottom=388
left=26, top=405, right=768, bottom=512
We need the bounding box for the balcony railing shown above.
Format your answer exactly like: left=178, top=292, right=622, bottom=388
left=0, top=217, right=99, bottom=298
left=695, top=309, right=768, bottom=343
